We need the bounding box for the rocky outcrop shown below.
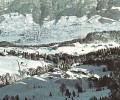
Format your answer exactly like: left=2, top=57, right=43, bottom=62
left=2, top=0, right=119, bottom=25
left=4, top=0, right=98, bottom=25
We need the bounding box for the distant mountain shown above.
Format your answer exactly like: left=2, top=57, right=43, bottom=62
left=2, top=0, right=98, bottom=24
left=0, top=0, right=120, bottom=45
left=2, top=0, right=120, bottom=24
left=2, top=30, right=120, bottom=47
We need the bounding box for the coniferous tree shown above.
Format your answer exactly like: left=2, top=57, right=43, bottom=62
left=15, top=95, right=20, bottom=100
left=72, top=97, right=74, bottom=100
left=65, top=98, right=67, bottom=100
left=33, top=95, right=35, bottom=98
left=3, top=95, right=9, bottom=100
left=10, top=96, right=15, bottom=100
left=103, top=68, right=107, bottom=72
left=68, top=94, right=70, bottom=98
left=25, top=97, right=27, bottom=100
left=34, top=85, right=35, bottom=88
left=72, top=91, right=76, bottom=97
left=49, top=92, right=52, bottom=96
left=109, top=60, right=120, bottom=100
left=65, top=89, right=70, bottom=96
left=89, top=96, right=97, bottom=100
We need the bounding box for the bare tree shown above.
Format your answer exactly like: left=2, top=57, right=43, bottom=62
left=60, top=83, right=66, bottom=95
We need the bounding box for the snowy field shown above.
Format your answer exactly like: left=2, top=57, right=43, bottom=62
left=0, top=41, right=119, bottom=56
left=74, top=64, right=110, bottom=77
left=0, top=76, right=110, bottom=100
left=0, top=13, right=120, bottom=45
left=0, top=56, right=52, bottom=75
left=0, top=53, right=111, bottom=100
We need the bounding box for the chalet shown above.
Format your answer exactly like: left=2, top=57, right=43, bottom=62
left=70, top=68, right=90, bottom=75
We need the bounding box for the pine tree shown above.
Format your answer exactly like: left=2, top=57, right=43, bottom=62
left=89, top=96, right=97, bottom=100
left=109, top=60, right=120, bottom=100
left=10, top=96, right=15, bottom=100
left=65, top=98, right=67, bottom=100
left=68, top=94, right=70, bottom=98
left=25, top=97, right=27, bottom=100
left=72, top=91, right=76, bottom=97
left=34, top=85, right=35, bottom=88
left=33, top=95, right=35, bottom=98
left=3, top=95, right=9, bottom=100
left=72, top=97, right=74, bottom=100
left=15, top=95, right=20, bottom=100
left=49, top=92, right=52, bottom=96
left=103, top=68, right=107, bottom=72
left=65, top=89, right=70, bottom=96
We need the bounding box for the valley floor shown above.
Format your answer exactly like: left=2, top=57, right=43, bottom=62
left=0, top=76, right=110, bottom=100
left=0, top=42, right=115, bottom=100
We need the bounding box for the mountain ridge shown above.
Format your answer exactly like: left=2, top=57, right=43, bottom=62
left=1, top=0, right=120, bottom=24
left=1, top=30, right=120, bottom=47
left=0, top=0, right=120, bottom=45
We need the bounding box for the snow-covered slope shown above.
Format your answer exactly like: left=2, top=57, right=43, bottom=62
left=0, top=55, right=52, bottom=75
left=0, top=0, right=118, bottom=99
left=0, top=0, right=120, bottom=45
left=0, top=76, right=110, bottom=100
left=0, top=43, right=112, bottom=100
left=0, top=14, right=120, bottom=45
left=0, top=41, right=119, bottom=56
left=0, top=61, right=111, bottom=100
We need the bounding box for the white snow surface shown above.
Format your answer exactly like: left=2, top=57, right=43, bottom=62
left=0, top=55, right=111, bottom=100
left=66, top=64, right=110, bottom=80
left=111, top=6, right=120, bottom=11
left=0, top=41, right=119, bottom=56
left=0, top=13, right=120, bottom=45
left=0, top=9, right=116, bottom=100
left=0, top=76, right=110, bottom=100
left=0, top=56, right=51, bottom=75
